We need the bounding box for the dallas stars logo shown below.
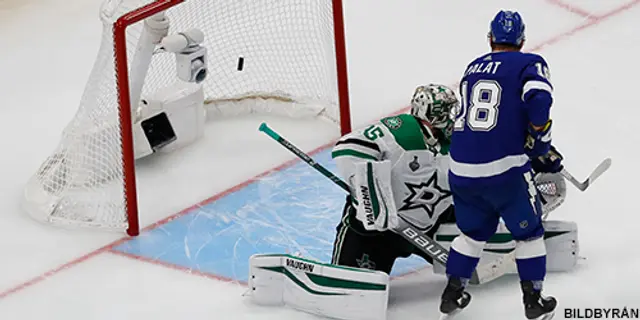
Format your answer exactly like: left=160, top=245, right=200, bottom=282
left=356, top=254, right=376, bottom=270
left=399, top=172, right=451, bottom=218
left=383, top=116, right=402, bottom=129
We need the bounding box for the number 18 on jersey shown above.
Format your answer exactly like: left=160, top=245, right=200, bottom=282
left=449, top=52, right=554, bottom=186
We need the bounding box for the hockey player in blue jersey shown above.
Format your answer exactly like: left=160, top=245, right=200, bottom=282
left=439, top=10, right=563, bottom=320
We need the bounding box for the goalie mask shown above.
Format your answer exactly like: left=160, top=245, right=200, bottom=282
left=410, top=84, right=458, bottom=140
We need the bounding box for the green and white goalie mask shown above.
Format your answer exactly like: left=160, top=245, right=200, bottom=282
left=410, top=84, right=458, bottom=141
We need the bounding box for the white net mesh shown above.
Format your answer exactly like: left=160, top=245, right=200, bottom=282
left=23, top=0, right=341, bottom=232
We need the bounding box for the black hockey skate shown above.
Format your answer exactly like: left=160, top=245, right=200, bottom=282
left=439, top=277, right=471, bottom=320
left=521, top=281, right=557, bottom=320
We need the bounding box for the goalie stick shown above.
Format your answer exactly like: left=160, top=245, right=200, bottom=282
left=259, top=122, right=508, bottom=285
left=560, top=158, right=611, bottom=192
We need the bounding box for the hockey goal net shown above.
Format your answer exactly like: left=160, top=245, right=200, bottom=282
left=23, top=0, right=351, bottom=236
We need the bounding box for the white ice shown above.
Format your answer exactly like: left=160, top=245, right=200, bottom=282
left=0, top=0, right=638, bottom=319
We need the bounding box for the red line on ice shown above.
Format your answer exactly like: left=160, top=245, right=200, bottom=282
left=1, top=0, right=639, bottom=299
left=0, top=141, right=334, bottom=299
left=531, top=0, right=640, bottom=52
left=545, top=0, right=596, bottom=19
left=108, top=249, right=247, bottom=285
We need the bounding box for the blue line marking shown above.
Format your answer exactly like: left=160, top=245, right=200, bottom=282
left=113, top=149, right=428, bottom=282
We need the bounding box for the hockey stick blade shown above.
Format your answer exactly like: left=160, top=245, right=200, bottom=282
left=561, top=158, right=611, bottom=191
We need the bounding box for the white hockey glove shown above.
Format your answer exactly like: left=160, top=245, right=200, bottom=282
left=352, top=160, right=398, bottom=232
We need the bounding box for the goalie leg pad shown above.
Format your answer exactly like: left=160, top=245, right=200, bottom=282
left=543, top=220, right=579, bottom=272
left=248, top=254, right=389, bottom=320
left=352, top=160, right=398, bottom=232
left=432, top=220, right=579, bottom=275
left=515, top=237, right=546, bottom=260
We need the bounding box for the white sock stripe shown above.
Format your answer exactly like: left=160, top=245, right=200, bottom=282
left=451, top=234, right=485, bottom=258
left=515, top=237, right=546, bottom=259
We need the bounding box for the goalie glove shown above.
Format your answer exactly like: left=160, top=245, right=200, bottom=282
left=352, top=160, right=398, bottom=232
left=534, top=172, right=566, bottom=218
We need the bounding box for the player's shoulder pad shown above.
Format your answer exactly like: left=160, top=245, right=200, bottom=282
left=378, top=114, right=428, bottom=151
left=379, top=114, right=421, bottom=135
left=379, top=114, right=416, bottom=128
left=519, top=52, right=552, bottom=84
left=520, top=52, right=550, bottom=67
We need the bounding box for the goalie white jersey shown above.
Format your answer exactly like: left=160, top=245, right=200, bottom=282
left=332, top=114, right=452, bottom=231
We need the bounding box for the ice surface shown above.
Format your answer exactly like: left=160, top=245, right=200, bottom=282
left=113, top=148, right=430, bottom=283
left=0, top=0, right=639, bottom=319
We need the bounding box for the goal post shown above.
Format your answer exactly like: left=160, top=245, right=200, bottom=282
left=23, top=0, right=352, bottom=237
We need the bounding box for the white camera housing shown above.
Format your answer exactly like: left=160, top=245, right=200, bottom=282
left=160, top=28, right=204, bottom=52
left=176, top=46, right=208, bottom=83
left=160, top=29, right=208, bottom=84
left=133, top=82, right=206, bottom=159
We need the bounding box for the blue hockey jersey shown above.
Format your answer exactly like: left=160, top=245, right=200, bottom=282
left=449, top=51, right=553, bottom=186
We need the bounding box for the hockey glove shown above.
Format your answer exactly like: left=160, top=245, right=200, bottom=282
left=531, top=145, right=564, bottom=173
left=525, top=119, right=552, bottom=158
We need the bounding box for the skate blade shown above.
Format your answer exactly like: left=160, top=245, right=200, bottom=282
left=439, top=309, right=462, bottom=320
left=532, top=311, right=555, bottom=320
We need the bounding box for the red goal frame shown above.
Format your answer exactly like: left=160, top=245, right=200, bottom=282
left=112, top=0, right=352, bottom=236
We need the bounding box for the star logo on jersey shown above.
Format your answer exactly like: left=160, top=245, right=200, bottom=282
left=356, top=254, right=377, bottom=270
left=399, top=172, right=451, bottom=218
left=383, top=116, right=402, bottom=129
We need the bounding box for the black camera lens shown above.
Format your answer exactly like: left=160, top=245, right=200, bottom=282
left=195, top=68, right=207, bottom=83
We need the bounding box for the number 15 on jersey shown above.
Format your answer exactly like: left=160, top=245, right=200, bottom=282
left=454, top=80, right=503, bottom=132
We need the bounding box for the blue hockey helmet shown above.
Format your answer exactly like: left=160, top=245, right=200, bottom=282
left=488, top=10, right=525, bottom=47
